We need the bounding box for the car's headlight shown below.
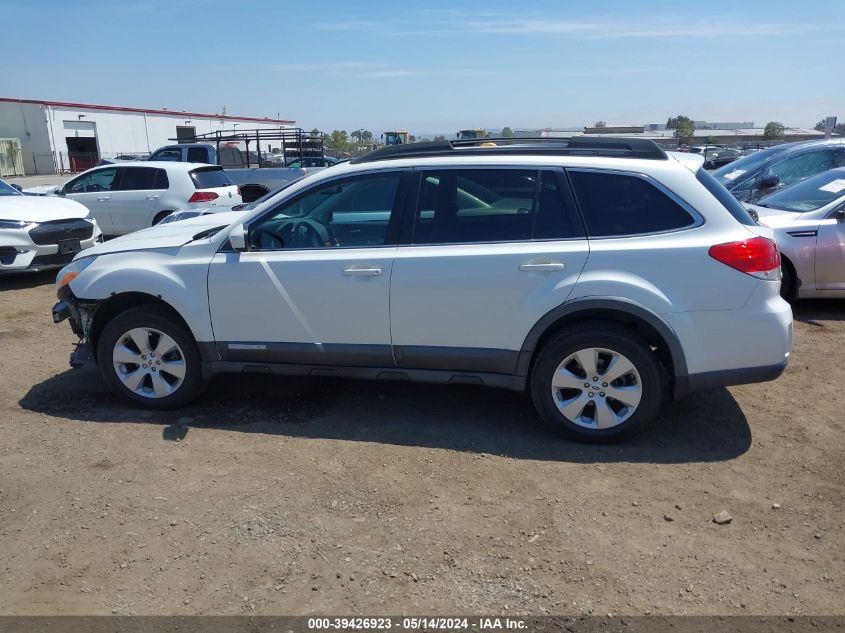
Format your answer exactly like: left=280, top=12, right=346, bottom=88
left=0, top=219, right=29, bottom=229
left=56, top=256, right=96, bottom=291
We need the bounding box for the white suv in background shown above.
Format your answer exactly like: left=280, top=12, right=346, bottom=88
left=52, top=138, right=792, bottom=443
left=50, top=162, right=241, bottom=235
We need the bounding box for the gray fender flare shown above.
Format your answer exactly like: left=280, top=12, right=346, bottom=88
left=517, top=296, right=690, bottom=398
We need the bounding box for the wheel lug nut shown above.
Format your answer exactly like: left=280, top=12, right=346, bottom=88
left=592, top=376, right=599, bottom=381
left=588, top=392, right=594, bottom=398
left=602, top=382, right=608, bottom=387
left=599, top=392, right=605, bottom=397
left=584, top=383, right=590, bottom=388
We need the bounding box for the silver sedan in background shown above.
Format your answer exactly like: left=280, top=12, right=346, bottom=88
left=749, top=168, right=845, bottom=300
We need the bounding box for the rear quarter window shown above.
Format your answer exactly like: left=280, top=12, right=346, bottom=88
left=567, top=170, right=696, bottom=237
left=696, top=168, right=757, bottom=226
left=190, top=168, right=233, bottom=189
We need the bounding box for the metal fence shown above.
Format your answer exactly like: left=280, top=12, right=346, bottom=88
left=26, top=151, right=152, bottom=175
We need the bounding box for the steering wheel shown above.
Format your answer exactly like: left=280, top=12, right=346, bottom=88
left=290, top=218, right=337, bottom=248
left=252, top=218, right=338, bottom=250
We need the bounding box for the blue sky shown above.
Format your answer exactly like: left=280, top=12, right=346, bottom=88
left=2, top=0, right=842, bottom=134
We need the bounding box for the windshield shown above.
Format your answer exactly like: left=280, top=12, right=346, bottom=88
left=757, top=170, right=845, bottom=213
left=712, top=147, right=782, bottom=186
left=0, top=180, right=23, bottom=196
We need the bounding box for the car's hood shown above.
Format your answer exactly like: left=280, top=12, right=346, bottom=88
left=0, top=195, right=89, bottom=222
left=79, top=211, right=242, bottom=257
left=22, top=185, right=59, bottom=196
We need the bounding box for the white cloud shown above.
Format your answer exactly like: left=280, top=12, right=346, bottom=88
left=313, top=13, right=814, bottom=40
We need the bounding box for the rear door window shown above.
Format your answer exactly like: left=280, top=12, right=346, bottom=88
left=115, top=167, right=158, bottom=191
left=190, top=167, right=233, bottom=189
left=411, top=169, right=581, bottom=244
left=568, top=170, right=696, bottom=237
left=186, top=147, right=210, bottom=163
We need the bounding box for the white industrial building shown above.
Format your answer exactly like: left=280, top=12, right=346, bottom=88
left=0, top=97, right=296, bottom=176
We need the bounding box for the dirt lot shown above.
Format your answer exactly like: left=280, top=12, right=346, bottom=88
left=0, top=272, right=842, bottom=616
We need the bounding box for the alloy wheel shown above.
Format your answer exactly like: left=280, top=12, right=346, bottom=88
left=550, top=347, right=642, bottom=429
left=112, top=327, right=187, bottom=398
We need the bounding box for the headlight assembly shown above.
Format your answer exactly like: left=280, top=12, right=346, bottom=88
left=56, top=256, right=96, bottom=291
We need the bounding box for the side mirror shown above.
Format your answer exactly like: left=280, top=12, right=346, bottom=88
left=56, top=186, right=66, bottom=197
left=760, top=174, right=780, bottom=189
left=10, top=183, right=22, bottom=192
left=835, top=206, right=845, bottom=220
left=228, top=223, right=248, bottom=251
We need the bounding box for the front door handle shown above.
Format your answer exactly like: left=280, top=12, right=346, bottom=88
left=146, top=195, right=160, bottom=200
left=96, top=196, right=110, bottom=202
left=343, top=266, right=382, bottom=276
left=519, top=261, right=565, bottom=272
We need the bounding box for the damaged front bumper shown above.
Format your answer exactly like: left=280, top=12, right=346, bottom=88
left=52, top=286, right=97, bottom=369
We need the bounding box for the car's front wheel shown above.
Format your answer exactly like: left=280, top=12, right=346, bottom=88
left=530, top=322, right=665, bottom=443
left=97, top=306, right=205, bottom=408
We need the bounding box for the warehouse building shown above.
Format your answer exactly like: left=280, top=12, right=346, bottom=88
left=0, top=97, right=296, bottom=176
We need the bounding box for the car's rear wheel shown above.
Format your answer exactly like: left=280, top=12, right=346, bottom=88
left=97, top=306, right=204, bottom=409
left=530, top=322, right=665, bottom=443
left=152, top=210, right=173, bottom=226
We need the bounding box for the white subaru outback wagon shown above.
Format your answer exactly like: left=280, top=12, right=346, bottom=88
left=52, top=138, right=793, bottom=442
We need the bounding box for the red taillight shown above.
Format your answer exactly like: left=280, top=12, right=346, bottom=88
left=188, top=191, right=219, bottom=203
left=708, top=236, right=781, bottom=276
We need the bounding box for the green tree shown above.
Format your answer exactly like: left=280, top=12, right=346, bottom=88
left=705, top=135, right=719, bottom=145
left=501, top=126, right=514, bottom=137
left=433, top=135, right=446, bottom=141
left=350, top=129, right=363, bottom=144
left=326, top=130, right=348, bottom=149
left=408, top=134, right=416, bottom=142
left=361, top=130, right=373, bottom=144
left=672, top=120, right=695, bottom=143
left=666, top=115, right=694, bottom=129
left=763, top=122, right=785, bottom=140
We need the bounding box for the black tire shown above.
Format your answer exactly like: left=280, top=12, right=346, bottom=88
left=96, top=306, right=205, bottom=409
left=530, top=321, right=665, bottom=443
left=152, top=211, right=173, bottom=226
left=780, top=258, right=797, bottom=302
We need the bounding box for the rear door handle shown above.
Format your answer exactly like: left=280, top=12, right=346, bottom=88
left=519, top=262, right=565, bottom=272
left=343, top=266, right=382, bottom=276
left=146, top=195, right=160, bottom=200
left=96, top=196, right=110, bottom=202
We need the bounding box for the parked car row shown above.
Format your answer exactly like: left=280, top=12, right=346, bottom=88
left=20, top=162, right=242, bottom=236
left=6, top=135, right=842, bottom=443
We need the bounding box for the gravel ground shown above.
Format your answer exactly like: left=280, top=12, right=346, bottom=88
left=0, top=272, right=842, bottom=616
